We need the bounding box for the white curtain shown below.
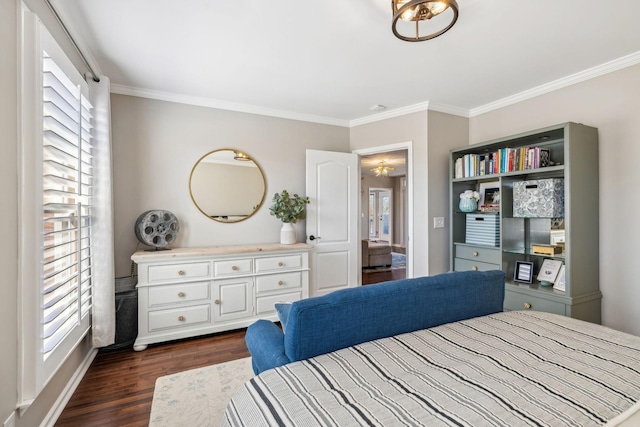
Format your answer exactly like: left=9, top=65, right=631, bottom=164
left=88, top=75, right=116, bottom=347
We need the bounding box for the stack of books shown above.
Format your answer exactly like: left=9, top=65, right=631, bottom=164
left=455, top=146, right=550, bottom=179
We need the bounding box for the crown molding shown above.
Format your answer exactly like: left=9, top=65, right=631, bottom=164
left=426, top=102, right=470, bottom=118
left=469, top=50, right=640, bottom=117
left=109, top=84, right=351, bottom=127
left=349, top=101, right=431, bottom=127
left=110, top=50, right=640, bottom=128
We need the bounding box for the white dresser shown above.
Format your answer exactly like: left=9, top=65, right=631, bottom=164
left=131, top=243, right=311, bottom=351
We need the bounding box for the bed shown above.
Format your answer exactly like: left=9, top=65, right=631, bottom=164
left=223, top=311, right=640, bottom=426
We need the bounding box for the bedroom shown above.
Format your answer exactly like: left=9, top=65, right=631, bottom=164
left=2, top=0, right=640, bottom=426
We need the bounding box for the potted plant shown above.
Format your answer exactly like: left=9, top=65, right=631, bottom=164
left=269, top=190, right=310, bottom=244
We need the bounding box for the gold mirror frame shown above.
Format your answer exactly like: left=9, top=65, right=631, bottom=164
left=189, top=149, right=266, bottom=223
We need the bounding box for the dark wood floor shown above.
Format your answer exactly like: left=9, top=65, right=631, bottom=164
left=55, top=268, right=404, bottom=426
left=362, top=266, right=406, bottom=284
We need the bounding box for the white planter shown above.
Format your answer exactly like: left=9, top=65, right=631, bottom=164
left=280, top=222, right=296, bottom=245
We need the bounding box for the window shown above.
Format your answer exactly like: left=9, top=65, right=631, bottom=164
left=42, top=49, right=94, bottom=357
left=20, top=7, right=95, bottom=404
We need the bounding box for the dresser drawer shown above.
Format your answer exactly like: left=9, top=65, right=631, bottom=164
left=148, top=304, right=211, bottom=331
left=504, top=291, right=566, bottom=316
left=148, top=262, right=210, bottom=283
left=213, top=259, right=252, bottom=277
left=148, top=281, right=210, bottom=306
left=455, top=245, right=501, bottom=264
left=454, top=258, right=501, bottom=272
left=255, top=254, right=302, bottom=273
left=255, top=272, right=302, bottom=293
left=256, top=291, right=302, bottom=315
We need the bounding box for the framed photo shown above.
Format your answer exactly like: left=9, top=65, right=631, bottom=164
left=537, top=259, right=563, bottom=283
left=479, top=181, right=500, bottom=212
left=514, top=261, right=534, bottom=283
left=553, top=265, right=566, bottom=291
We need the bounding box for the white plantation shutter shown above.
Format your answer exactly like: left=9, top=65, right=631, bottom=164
left=41, top=52, right=94, bottom=357
left=19, top=8, right=101, bottom=406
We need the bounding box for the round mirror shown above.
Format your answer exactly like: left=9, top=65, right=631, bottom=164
left=189, top=149, right=266, bottom=223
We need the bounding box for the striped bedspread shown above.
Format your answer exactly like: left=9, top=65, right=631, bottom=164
left=222, top=311, right=640, bottom=427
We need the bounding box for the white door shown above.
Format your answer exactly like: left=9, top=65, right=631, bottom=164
left=306, top=150, right=359, bottom=296
left=377, top=190, right=392, bottom=243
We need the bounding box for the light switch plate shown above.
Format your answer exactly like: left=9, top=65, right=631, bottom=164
left=433, top=217, right=445, bottom=229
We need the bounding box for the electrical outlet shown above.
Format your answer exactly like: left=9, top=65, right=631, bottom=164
left=3, top=411, right=15, bottom=427
left=433, top=217, right=445, bottom=229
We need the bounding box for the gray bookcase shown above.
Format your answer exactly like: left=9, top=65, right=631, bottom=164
left=449, top=122, right=601, bottom=323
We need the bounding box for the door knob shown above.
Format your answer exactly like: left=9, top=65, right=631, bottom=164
left=309, top=235, right=321, bottom=241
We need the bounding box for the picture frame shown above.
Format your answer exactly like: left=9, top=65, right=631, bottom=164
left=479, top=181, right=500, bottom=212
left=553, top=265, right=566, bottom=291
left=537, top=259, right=563, bottom=283
left=514, top=260, right=534, bottom=284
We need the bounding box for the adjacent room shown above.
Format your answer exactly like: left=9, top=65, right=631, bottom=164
left=3, top=1, right=640, bottom=426
left=360, top=150, right=408, bottom=285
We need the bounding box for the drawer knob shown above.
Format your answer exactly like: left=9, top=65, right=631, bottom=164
left=278, top=280, right=284, bottom=286
left=215, top=299, right=221, bottom=305
left=232, top=266, right=239, bottom=271
left=178, top=316, right=185, bottom=321
left=278, top=262, right=284, bottom=267
left=178, top=270, right=185, bottom=276
left=178, top=292, right=185, bottom=297
left=523, top=303, right=532, bottom=309
left=472, top=251, right=479, bottom=257
left=471, top=266, right=478, bottom=271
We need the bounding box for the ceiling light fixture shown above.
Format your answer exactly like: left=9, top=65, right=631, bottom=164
left=371, top=161, right=395, bottom=177
left=234, top=151, right=251, bottom=161
left=392, top=0, right=459, bottom=42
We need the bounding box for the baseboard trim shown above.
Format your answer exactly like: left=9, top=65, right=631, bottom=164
left=40, top=347, right=99, bottom=427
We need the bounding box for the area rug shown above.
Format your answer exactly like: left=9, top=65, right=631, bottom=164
left=149, top=357, right=253, bottom=426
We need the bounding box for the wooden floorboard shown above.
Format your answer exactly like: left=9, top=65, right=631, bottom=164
left=362, top=266, right=406, bottom=284
left=55, top=329, right=250, bottom=427
left=55, top=267, right=404, bottom=426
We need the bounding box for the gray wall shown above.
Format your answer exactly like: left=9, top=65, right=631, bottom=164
left=469, top=64, right=640, bottom=336
left=112, top=94, right=350, bottom=277
left=427, top=111, right=469, bottom=274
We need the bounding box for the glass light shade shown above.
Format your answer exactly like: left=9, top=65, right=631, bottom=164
left=392, top=0, right=458, bottom=42
left=428, top=1, right=447, bottom=15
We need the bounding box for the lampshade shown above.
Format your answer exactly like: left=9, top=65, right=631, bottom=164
left=392, top=0, right=459, bottom=42
left=371, top=161, right=395, bottom=177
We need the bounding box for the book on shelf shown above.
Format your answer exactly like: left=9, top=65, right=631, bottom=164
left=454, top=146, right=551, bottom=179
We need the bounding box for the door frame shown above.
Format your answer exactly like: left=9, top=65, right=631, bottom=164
left=353, top=142, right=413, bottom=278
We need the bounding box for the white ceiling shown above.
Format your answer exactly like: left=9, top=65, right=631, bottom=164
left=56, top=0, right=640, bottom=126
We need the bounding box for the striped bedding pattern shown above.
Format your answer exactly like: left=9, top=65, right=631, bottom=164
left=222, top=311, right=640, bottom=427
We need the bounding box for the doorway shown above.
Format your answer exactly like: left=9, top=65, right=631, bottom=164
left=356, top=144, right=411, bottom=285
